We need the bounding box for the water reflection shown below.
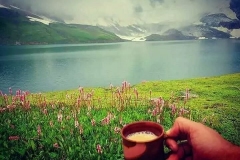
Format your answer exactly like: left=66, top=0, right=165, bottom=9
left=0, top=39, right=240, bottom=93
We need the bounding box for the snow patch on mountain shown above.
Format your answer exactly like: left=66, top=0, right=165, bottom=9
left=198, top=37, right=208, bottom=40
left=112, top=24, right=120, bottom=31
left=27, top=16, right=52, bottom=25
left=213, top=27, right=230, bottom=33
left=213, top=27, right=240, bottom=38
left=116, top=35, right=146, bottom=41
left=230, top=29, right=240, bottom=37
left=130, top=25, right=147, bottom=33
left=0, top=4, right=10, bottom=9
left=10, top=5, right=20, bottom=10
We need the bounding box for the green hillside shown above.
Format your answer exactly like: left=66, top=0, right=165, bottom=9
left=0, top=8, right=123, bottom=45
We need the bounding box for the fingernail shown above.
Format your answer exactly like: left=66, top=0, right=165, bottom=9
left=166, top=129, right=171, bottom=135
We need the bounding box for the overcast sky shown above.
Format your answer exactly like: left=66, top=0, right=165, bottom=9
left=0, top=0, right=235, bottom=26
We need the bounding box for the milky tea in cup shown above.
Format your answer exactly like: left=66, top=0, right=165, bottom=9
left=126, top=131, right=158, bottom=142
left=121, top=121, right=165, bottom=160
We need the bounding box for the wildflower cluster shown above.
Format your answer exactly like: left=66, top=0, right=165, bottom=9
left=0, top=81, right=197, bottom=159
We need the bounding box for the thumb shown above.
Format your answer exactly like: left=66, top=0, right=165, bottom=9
left=166, top=117, right=196, bottom=140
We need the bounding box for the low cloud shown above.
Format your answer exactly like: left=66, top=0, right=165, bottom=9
left=0, top=0, right=233, bottom=26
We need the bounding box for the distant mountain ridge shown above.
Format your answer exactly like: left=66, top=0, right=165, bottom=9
left=99, top=0, right=240, bottom=41
left=145, top=29, right=195, bottom=41
left=200, top=13, right=240, bottom=29
left=1, top=1, right=240, bottom=44
left=0, top=4, right=123, bottom=45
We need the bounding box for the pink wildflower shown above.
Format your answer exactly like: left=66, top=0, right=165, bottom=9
left=107, top=112, right=115, bottom=120
left=179, top=108, right=189, bottom=116
left=91, top=119, right=96, bottom=126
left=53, top=143, right=60, bottom=148
left=16, top=90, right=20, bottom=97
left=51, top=103, right=55, bottom=109
left=9, top=136, right=19, bottom=141
left=148, top=109, right=151, bottom=114
left=157, top=116, right=161, bottom=123
left=20, top=94, right=25, bottom=102
left=66, top=116, right=71, bottom=120
left=152, top=109, right=157, bottom=116
left=101, top=118, right=109, bottom=125
left=0, top=107, right=6, bottom=113
left=43, top=108, right=48, bottom=115
left=77, top=98, right=81, bottom=107
left=58, top=112, right=63, bottom=122
left=79, top=125, right=83, bottom=134
left=25, top=91, right=30, bottom=96
left=202, top=117, right=207, bottom=124
left=122, top=81, right=127, bottom=91
left=171, top=104, right=177, bottom=115
left=119, top=117, right=123, bottom=125
left=128, top=83, right=131, bottom=91
left=96, top=144, right=103, bottom=154
left=49, top=121, right=53, bottom=127
left=114, top=127, right=121, bottom=134
left=7, top=104, right=16, bottom=112
left=72, top=112, right=77, bottom=119
left=75, top=120, right=79, bottom=128
left=25, top=100, right=31, bottom=110
left=37, top=125, right=42, bottom=136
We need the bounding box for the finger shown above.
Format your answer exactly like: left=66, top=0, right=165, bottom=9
left=167, top=153, right=179, bottom=160
left=165, top=138, right=178, bottom=152
left=167, top=142, right=192, bottom=160
left=166, top=117, right=198, bottom=140
left=179, top=142, right=192, bottom=158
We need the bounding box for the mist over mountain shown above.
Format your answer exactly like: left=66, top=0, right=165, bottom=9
left=0, top=0, right=240, bottom=42
left=0, top=0, right=237, bottom=26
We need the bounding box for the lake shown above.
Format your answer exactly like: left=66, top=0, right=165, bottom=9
left=0, top=39, right=240, bottom=93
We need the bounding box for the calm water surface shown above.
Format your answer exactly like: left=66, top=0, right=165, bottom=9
left=0, top=39, right=240, bottom=93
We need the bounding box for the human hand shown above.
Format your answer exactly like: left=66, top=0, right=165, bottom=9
left=165, top=117, right=240, bottom=160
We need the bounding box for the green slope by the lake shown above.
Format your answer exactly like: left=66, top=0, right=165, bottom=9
left=0, top=9, right=123, bottom=45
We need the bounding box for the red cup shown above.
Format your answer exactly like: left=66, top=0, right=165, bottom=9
left=121, top=121, right=166, bottom=160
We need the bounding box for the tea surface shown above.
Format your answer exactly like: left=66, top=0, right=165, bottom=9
left=126, top=131, right=158, bottom=142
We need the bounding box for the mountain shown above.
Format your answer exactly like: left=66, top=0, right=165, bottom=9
left=1, top=1, right=240, bottom=44
left=180, top=25, right=231, bottom=38
left=145, top=29, right=195, bottom=41
left=0, top=4, right=123, bottom=45
left=99, top=14, right=237, bottom=42
left=99, top=0, right=240, bottom=41
left=99, top=23, right=168, bottom=41
left=200, top=13, right=240, bottom=29
left=145, top=25, right=232, bottom=41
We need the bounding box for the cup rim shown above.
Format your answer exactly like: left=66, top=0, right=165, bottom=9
left=121, top=121, right=164, bottom=143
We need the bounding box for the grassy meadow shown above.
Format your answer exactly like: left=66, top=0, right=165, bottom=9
left=0, top=73, right=240, bottom=159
